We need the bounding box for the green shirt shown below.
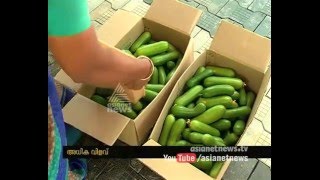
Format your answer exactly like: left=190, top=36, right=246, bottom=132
left=48, top=0, right=91, bottom=36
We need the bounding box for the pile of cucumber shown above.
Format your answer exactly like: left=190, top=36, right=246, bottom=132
left=90, top=31, right=183, bottom=119
left=124, top=31, right=183, bottom=86
left=158, top=66, right=256, bottom=178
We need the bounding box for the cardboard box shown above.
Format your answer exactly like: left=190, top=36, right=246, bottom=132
left=54, top=0, right=202, bottom=146
left=139, top=139, right=213, bottom=180
left=142, top=20, right=271, bottom=179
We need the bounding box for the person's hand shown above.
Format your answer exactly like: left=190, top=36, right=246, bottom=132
left=122, top=56, right=154, bottom=90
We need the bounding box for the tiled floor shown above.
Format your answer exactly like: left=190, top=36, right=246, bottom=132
left=48, top=0, right=271, bottom=179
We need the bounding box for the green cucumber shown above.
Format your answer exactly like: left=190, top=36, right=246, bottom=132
left=165, top=53, right=182, bottom=83
left=132, top=101, right=143, bottom=112
left=171, top=103, right=206, bottom=118
left=187, top=103, right=195, bottom=108
left=176, top=52, right=183, bottom=65
left=167, top=118, right=187, bottom=146
left=135, top=41, right=169, bottom=57
left=189, top=120, right=220, bottom=137
left=143, top=90, right=158, bottom=102
left=118, top=105, right=138, bottom=119
left=187, top=69, right=214, bottom=88
left=206, top=66, right=235, bottom=77
left=210, top=119, right=232, bottom=131
left=192, top=159, right=213, bottom=171
left=204, top=77, right=244, bottom=89
left=140, top=101, right=147, bottom=110
left=233, top=120, right=246, bottom=136
left=122, top=49, right=135, bottom=57
left=175, top=85, right=203, bottom=106
left=239, top=88, right=247, bottom=106
left=168, top=43, right=177, bottom=52
left=91, top=95, right=108, bottom=106
left=246, top=91, right=256, bottom=107
left=145, top=84, right=164, bottom=93
left=189, top=132, right=204, bottom=144
left=209, top=161, right=224, bottom=178
left=159, top=114, right=176, bottom=145
left=228, top=100, right=239, bottom=109
left=158, top=66, right=167, bottom=85
left=197, top=96, right=233, bottom=109
left=151, top=51, right=180, bottom=66
left=201, top=85, right=235, bottom=98
left=165, top=66, right=176, bottom=83
left=182, top=128, right=192, bottom=140
left=150, top=66, right=159, bottom=84
left=224, top=132, right=239, bottom=146
left=191, top=143, right=204, bottom=146
left=223, top=106, right=251, bottom=119
left=174, top=140, right=192, bottom=146
left=195, top=66, right=206, bottom=76
left=129, top=32, right=152, bottom=53
left=231, top=91, right=240, bottom=100
left=107, top=96, right=137, bottom=119
left=192, top=105, right=226, bottom=124
left=166, top=61, right=176, bottom=70
left=202, top=134, right=226, bottom=146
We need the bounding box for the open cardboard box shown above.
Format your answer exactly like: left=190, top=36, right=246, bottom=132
left=54, top=0, right=202, bottom=146
left=139, top=21, right=271, bottom=179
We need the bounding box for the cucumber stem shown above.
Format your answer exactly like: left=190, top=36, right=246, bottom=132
left=186, top=119, right=191, bottom=126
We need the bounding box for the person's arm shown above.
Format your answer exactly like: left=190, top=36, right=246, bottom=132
left=49, top=27, right=152, bottom=89
left=48, top=0, right=152, bottom=89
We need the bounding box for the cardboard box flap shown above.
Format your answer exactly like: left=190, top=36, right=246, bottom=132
left=97, top=10, right=142, bottom=47
left=138, top=140, right=212, bottom=180
left=62, top=94, right=130, bottom=145
left=210, top=20, right=271, bottom=73
left=54, top=70, right=82, bottom=92
left=54, top=70, right=95, bottom=97
left=144, top=0, right=202, bottom=35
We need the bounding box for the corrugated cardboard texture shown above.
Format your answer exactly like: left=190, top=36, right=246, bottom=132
left=246, top=67, right=271, bottom=126
left=62, top=94, right=130, bottom=145
left=210, top=20, right=271, bottom=73
left=139, top=140, right=212, bottom=180
left=118, top=120, right=138, bottom=146
left=145, top=0, right=201, bottom=35
left=143, top=19, right=189, bottom=53
left=97, top=10, right=143, bottom=48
